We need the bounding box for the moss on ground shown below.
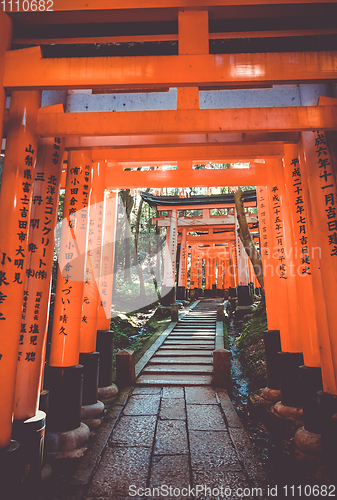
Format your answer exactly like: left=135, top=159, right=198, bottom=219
left=110, top=304, right=172, bottom=381
left=234, top=302, right=267, bottom=388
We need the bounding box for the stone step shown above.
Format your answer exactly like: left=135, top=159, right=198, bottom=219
left=172, top=328, right=215, bottom=332
left=163, top=339, right=214, bottom=349
left=155, top=349, right=214, bottom=356
left=165, top=339, right=214, bottom=343
left=168, top=336, right=215, bottom=340
left=160, top=344, right=213, bottom=350
left=179, top=320, right=215, bottom=323
left=142, top=364, right=213, bottom=374
left=136, top=373, right=213, bottom=386
left=149, top=356, right=213, bottom=364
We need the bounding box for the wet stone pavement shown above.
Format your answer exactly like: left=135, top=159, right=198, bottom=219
left=67, top=385, right=270, bottom=500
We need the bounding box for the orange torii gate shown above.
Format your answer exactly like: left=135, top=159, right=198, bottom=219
left=0, top=1, right=337, bottom=484
left=143, top=191, right=258, bottom=302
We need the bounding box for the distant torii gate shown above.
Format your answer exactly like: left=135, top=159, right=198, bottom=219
left=143, top=191, right=258, bottom=304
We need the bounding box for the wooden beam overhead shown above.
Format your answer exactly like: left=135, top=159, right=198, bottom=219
left=5, top=48, right=337, bottom=90
left=10, top=0, right=337, bottom=12
left=36, top=106, right=337, bottom=137
left=104, top=164, right=264, bottom=188
left=91, top=143, right=283, bottom=161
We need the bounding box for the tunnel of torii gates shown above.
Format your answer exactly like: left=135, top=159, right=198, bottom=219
left=0, top=5, right=337, bottom=461
left=141, top=191, right=261, bottom=304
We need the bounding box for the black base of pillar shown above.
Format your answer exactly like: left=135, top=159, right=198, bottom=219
left=263, top=330, right=281, bottom=390
left=189, top=289, right=196, bottom=300
left=317, top=390, right=337, bottom=476
left=0, top=440, right=20, bottom=500
left=278, top=352, right=304, bottom=408
left=224, top=289, right=229, bottom=300
left=204, top=288, right=211, bottom=297
left=237, top=285, right=253, bottom=306
left=211, top=285, right=217, bottom=297
left=160, top=285, right=175, bottom=305
left=300, top=366, right=323, bottom=434
left=176, top=286, right=186, bottom=300
left=12, top=411, right=46, bottom=497
left=45, top=365, right=83, bottom=432
left=96, top=330, right=114, bottom=389
left=228, top=287, right=237, bottom=298
left=79, top=352, right=99, bottom=406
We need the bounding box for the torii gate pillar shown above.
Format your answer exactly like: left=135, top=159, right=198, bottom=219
left=161, top=210, right=177, bottom=305
left=177, top=228, right=187, bottom=300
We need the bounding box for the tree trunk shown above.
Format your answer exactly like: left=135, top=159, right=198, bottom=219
left=120, top=189, right=134, bottom=281
left=134, top=194, right=146, bottom=297
left=233, top=188, right=265, bottom=296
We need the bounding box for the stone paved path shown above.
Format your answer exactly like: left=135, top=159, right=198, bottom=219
left=137, top=300, right=222, bottom=386
left=77, top=386, right=269, bottom=500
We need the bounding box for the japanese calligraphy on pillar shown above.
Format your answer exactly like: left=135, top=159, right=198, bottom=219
left=257, top=187, right=269, bottom=258
left=17, top=138, right=64, bottom=371
left=166, top=210, right=177, bottom=286
left=49, top=151, right=93, bottom=368
left=314, top=131, right=337, bottom=257
left=0, top=143, right=37, bottom=323
left=178, top=228, right=187, bottom=286
left=271, top=186, right=287, bottom=279
left=290, top=158, right=311, bottom=275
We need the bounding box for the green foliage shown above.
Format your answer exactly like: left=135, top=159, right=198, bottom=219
left=234, top=305, right=267, bottom=386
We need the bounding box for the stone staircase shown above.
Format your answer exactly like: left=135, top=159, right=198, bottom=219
left=136, top=300, right=222, bottom=386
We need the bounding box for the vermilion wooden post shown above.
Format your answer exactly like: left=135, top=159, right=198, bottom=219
left=229, top=242, right=238, bottom=288
left=282, top=144, right=321, bottom=368
left=299, top=132, right=337, bottom=395
left=79, top=161, right=106, bottom=354
left=49, top=150, right=92, bottom=368
left=0, top=91, right=41, bottom=449
left=79, top=161, right=106, bottom=420
left=14, top=138, right=65, bottom=421
left=0, top=13, right=12, bottom=148
left=218, top=258, right=224, bottom=296
left=177, top=228, right=187, bottom=299
left=96, top=189, right=118, bottom=330
left=267, top=158, right=302, bottom=353
left=189, top=245, right=196, bottom=292
left=196, top=248, right=203, bottom=295
left=96, top=189, right=118, bottom=399
left=256, top=186, right=279, bottom=330
left=204, top=255, right=210, bottom=296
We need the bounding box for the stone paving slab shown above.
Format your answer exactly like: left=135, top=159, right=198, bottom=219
left=110, top=415, right=157, bottom=447
left=87, top=447, right=151, bottom=497
left=122, top=395, right=161, bottom=416
left=154, top=420, right=189, bottom=454
left=132, top=387, right=162, bottom=395
left=159, top=398, right=186, bottom=419
left=189, top=430, right=242, bottom=472
left=185, top=386, right=218, bottom=404
left=137, top=374, right=213, bottom=385
left=74, top=385, right=270, bottom=500
left=187, top=404, right=229, bottom=431
left=150, top=455, right=191, bottom=491
left=162, top=386, right=185, bottom=398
